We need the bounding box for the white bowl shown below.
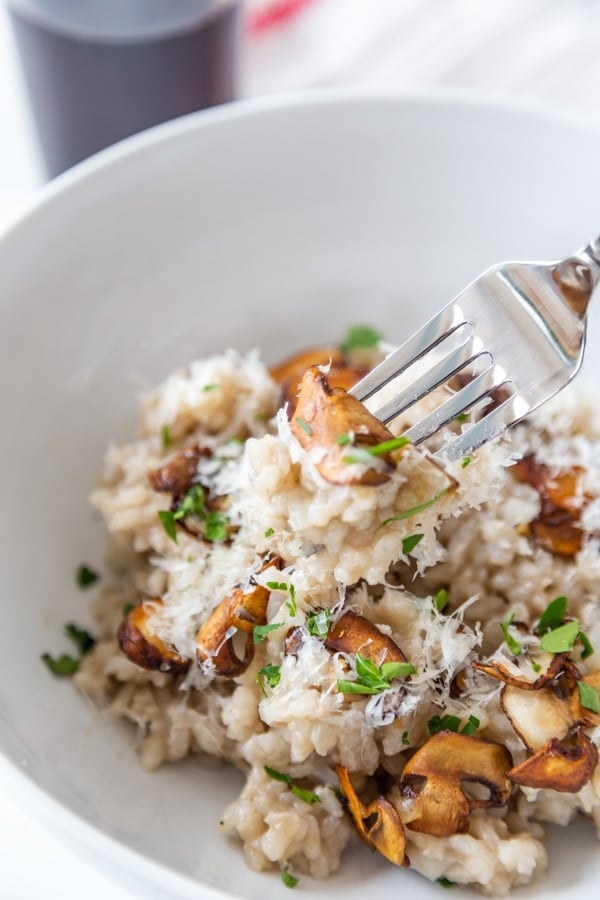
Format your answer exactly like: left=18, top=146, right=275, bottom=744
left=2, top=92, right=600, bottom=900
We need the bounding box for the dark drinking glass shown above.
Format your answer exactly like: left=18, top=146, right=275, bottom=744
left=8, top=0, right=243, bottom=178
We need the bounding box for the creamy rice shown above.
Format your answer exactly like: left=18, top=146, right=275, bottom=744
left=75, top=345, right=600, bottom=895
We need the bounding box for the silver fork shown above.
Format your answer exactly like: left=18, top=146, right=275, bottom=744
left=350, top=238, right=600, bottom=462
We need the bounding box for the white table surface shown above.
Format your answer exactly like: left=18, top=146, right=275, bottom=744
left=3, top=0, right=600, bottom=896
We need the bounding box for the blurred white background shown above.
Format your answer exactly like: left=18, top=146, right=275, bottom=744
left=2, top=0, right=600, bottom=896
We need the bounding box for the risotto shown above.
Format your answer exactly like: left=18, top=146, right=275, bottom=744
left=74, top=337, right=600, bottom=895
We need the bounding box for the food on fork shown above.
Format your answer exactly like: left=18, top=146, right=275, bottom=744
left=70, top=332, right=600, bottom=894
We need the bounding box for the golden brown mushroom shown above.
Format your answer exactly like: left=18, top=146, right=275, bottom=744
left=149, top=445, right=208, bottom=498
left=472, top=653, right=568, bottom=691
left=569, top=670, right=600, bottom=728
left=290, top=367, right=398, bottom=485
left=269, top=347, right=367, bottom=417
left=325, top=610, right=407, bottom=666
left=196, top=558, right=283, bottom=676
left=512, top=455, right=587, bottom=556
left=508, top=729, right=598, bottom=793
left=117, top=600, right=190, bottom=674
left=336, top=766, right=408, bottom=867
left=501, top=684, right=573, bottom=752
left=400, top=732, right=513, bottom=837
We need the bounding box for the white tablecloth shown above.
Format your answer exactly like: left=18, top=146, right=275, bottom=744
left=2, top=0, right=600, bottom=896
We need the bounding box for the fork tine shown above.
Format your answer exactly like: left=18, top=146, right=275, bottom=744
left=371, top=337, right=489, bottom=424
left=402, top=364, right=508, bottom=445
left=435, top=390, right=531, bottom=462
left=351, top=302, right=466, bottom=403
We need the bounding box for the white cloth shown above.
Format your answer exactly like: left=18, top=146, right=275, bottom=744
left=1, top=0, right=600, bottom=896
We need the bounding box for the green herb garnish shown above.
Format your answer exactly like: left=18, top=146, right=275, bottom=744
left=335, top=433, right=352, bottom=446
left=433, top=588, right=449, bottom=613
left=158, top=510, right=178, bottom=543
left=41, top=653, right=79, bottom=676
left=76, top=564, right=99, bottom=588
left=307, top=608, right=332, bottom=637
left=64, top=623, right=96, bottom=655
left=264, top=766, right=320, bottom=805
left=267, top=581, right=297, bottom=616
left=539, top=620, right=580, bottom=653
left=461, top=456, right=471, bottom=468
left=281, top=867, right=299, bottom=889
left=402, top=533, right=424, bottom=555
left=175, top=484, right=206, bottom=520
left=203, top=383, right=218, bottom=392
left=257, top=664, right=281, bottom=696
left=339, top=325, right=382, bottom=354
left=204, top=511, right=230, bottom=542
left=530, top=658, right=542, bottom=673
left=455, top=412, right=470, bottom=424
left=401, top=731, right=410, bottom=745
left=122, top=603, right=135, bottom=617
left=376, top=488, right=449, bottom=531
left=577, top=680, right=600, bottom=713
left=264, top=527, right=275, bottom=538
left=579, top=631, right=594, bottom=660
left=437, top=877, right=455, bottom=888
left=295, top=417, right=313, bottom=435
left=337, top=652, right=415, bottom=695
left=537, top=595, right=568, bottom=634
left=427, top=713, right=479, bottom=736
left=253, top=623, right=283, bottom=644
left=161, top=424, right=172, bottom=449
left=344, top=435, right=410, bottom=464
left=500, top=611, right=522, bottom=656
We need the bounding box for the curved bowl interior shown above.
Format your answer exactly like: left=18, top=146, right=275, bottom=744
left=1, top=94, right=600, bottom=899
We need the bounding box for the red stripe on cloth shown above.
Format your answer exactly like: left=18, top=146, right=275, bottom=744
left=247, top=0, right=317, bottom=35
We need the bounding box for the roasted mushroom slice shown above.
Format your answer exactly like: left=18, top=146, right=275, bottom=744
left=401, top=732, right=512, bottom=837
left=472, top=653, right=568, bottom=691
left=196, top=558, right=284, bottom=677
left=501, top=684, right=573, bottom=752
left=508, top=729, right=598, bottom=793
left=336, top=766, right=408, bottom=867
left=290, top=367, right=399, bottom=485
left=269, top=347, right=367, bottom=416
left=117, top=600, right=190, bottom=674
left=325, top=611, right=407, bottom=666
left=149, top=445, right=208, bottom=498
left=512, top=455, right=587, bottom=556
left=569, top=670, right=600, bottom=728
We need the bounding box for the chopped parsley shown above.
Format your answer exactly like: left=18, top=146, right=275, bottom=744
left=76, top=564, right=99, bottom=588
left=253, top=623, right=283, bottom=644
left=455, top=412, right=470, bottom=424
left=307, top=608, right=332, bottom=637
left=295, top=416, right=313, bottom=435
left=539, top=620, right=580, bottom=653
left=335, top=433, right=352, bottom=446
left=203, top=383, right=218, bottom=392
left=530, top=658, right=542, bottom=673
left=401, top=730, right=410, bottom=745
left=339, top=324, right=382, bottom=354
left=161, top=424, right=172, bottom=449
left=266, top=581, right=297, bottom=616
left=264, top=527, right=275, bottom=538
left=579, top=630, right=594, bottom=660
left=264, top=766, right=320, bottom=805
left=461, top=456, right=471, bottom=468
left=428, top=713, right=480, bottom=736
left=41, top=653, right=79, bottom=676
left=500, top=611, right=522, bottom=656
left=344, top=435, right=410, bottom=464
left=122, top=603, right=135, bottom=617
left=402, top=533, right=424, bottom=555
left=175, top=484, right=206, bottom=520
left=437, top=876, right=455, bottom=888
left=376, top=488, right=449, bottom=531
left=64, top=623, right=96, bottom=655
left=158, top=510, right=178, bottom=543
left=281, top=867, right=299, bottom=889
left=42, top=620, right=96, bottom=677
left=433, top=588, right=449, bottom=613
left=537, top=596, right=568, bottom=634
left=204, top=511, right=230, bottom=542
left=337, top=652, right=415, bottom=695
left=257, top=664, right=281, bottom=696
left=577, top=680, right=600, bottom=713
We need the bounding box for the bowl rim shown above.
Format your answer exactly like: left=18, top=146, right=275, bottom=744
left=2, top=86, right=600, bottom=898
